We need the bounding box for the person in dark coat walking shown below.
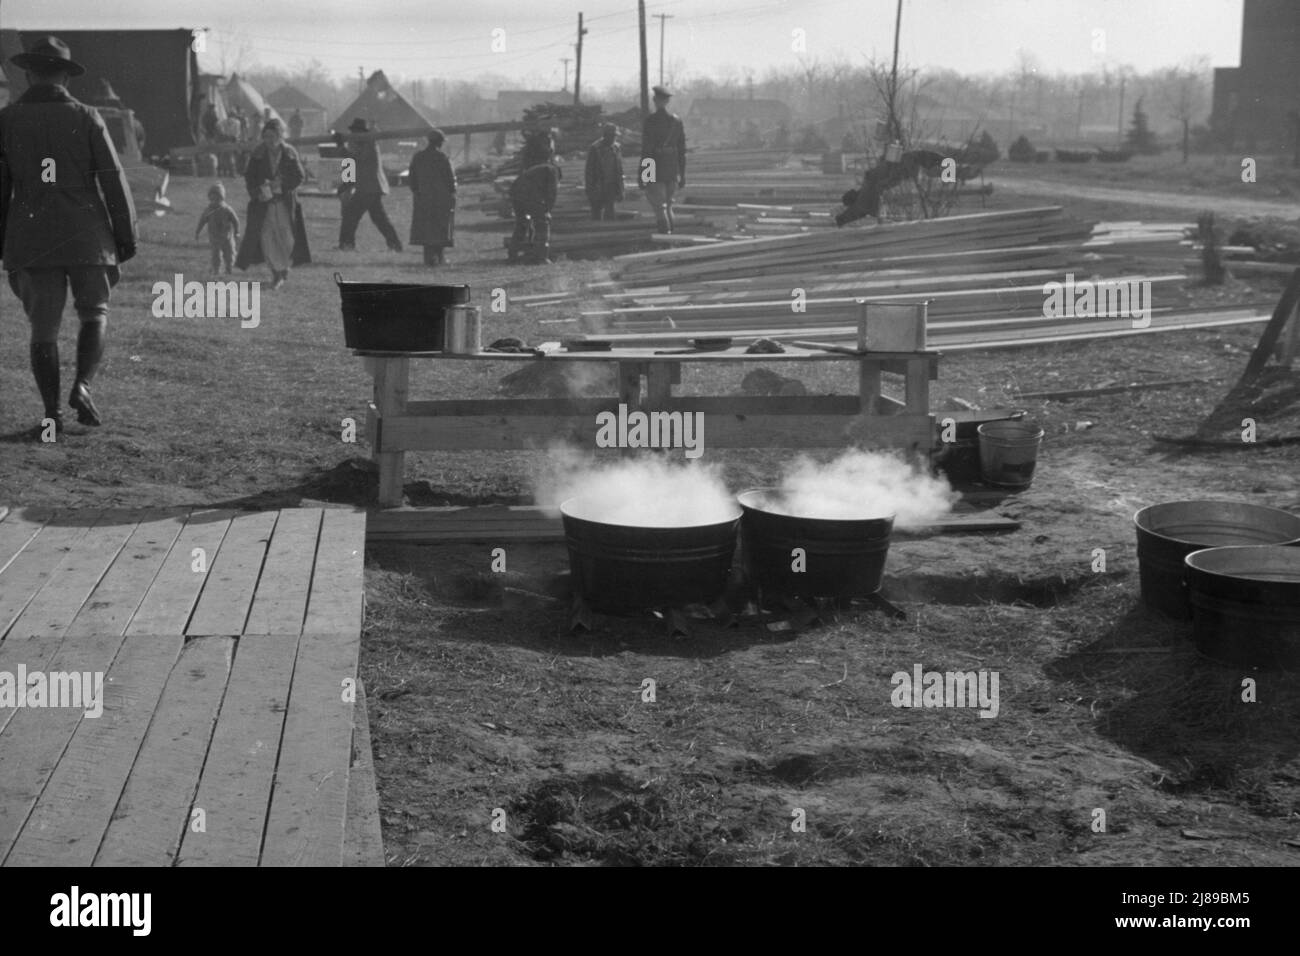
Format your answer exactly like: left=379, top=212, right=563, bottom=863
left=507, top=161, right=560, bottom=264
left=639, top=85, right=686, bottom=233
left=0, top=36, right=137, bottom=435
left=336, top=117, right=402, bottom=252
left=235, top=118, right=311, bottom=288
left=408, top=128, right=456, bottom=266
left=584, top=123, right=624, bottom=220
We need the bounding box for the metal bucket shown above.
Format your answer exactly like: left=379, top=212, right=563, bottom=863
left=977, top=420, right=1044, bottom=488
left=1134, top=501, right=1300, bottom=620
left=560, top=498, right=741, bottom=613
left=442, top=305, right=481, bottom=354
left=336, top=273, right=470, bottom=351
left=1184, top=546, right=1300, bottom=669
left=737, top=489, right=894, bottom=600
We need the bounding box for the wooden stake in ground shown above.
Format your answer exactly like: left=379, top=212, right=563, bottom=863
left=1237, top=267, right=1300, bottom=384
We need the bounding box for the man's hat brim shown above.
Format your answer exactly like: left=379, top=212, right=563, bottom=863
left=10, top=52, right=85, bottom=76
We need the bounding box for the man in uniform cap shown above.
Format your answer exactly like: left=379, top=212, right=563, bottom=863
left=0, top=35, right=137, bottom=435
left=639, top=85, right=686, bottom=233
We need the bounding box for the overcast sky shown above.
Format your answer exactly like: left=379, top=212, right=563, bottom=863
left=5, top=0, right=1245, bottom=90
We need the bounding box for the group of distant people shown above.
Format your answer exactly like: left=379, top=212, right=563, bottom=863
left=506, top=84, right=687, bottom=264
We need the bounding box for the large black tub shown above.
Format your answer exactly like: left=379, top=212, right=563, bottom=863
left=337, top=273, right=471, bottom=351
left=737, top=489, right=894, bottom=600
left=560, top=498, right=742, bottom=613
left=1133, top=501, right=1300, bottom=620
left=1185, top=546, right=1300, bottom=669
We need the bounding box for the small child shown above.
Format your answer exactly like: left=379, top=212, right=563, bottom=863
left=196, top=183, right=241, bottom=274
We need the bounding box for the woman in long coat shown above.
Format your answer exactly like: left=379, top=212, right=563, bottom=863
left=235, top=119, right=310, bottom=288
left=407, top=129, right=457, bottom=266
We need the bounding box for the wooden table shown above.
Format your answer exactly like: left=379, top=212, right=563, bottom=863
left=358, top=345, right=939, bottom=508
left=0, top=506, right=380, bottom=867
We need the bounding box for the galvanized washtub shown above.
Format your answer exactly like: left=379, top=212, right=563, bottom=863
left=736, top=489, right=894, bottom=601
left=1133, top=501, right=1300, bottom=620
left=1184, top=546, right=1300, bottom=669
left=559, top=498, right=742, bottom=613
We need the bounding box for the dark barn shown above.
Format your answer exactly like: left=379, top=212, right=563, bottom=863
left=0, top=28, right=201, bottom=154
left=1211, top=0, right=1300, bottom=150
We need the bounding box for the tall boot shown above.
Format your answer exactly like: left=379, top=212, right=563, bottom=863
left=69, top=320, right=105, bottom=426
left=29, top=342, right=63, bottom=432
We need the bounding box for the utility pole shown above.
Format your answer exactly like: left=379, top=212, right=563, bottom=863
left=888, top=0, right=903, bottom=140
left=1117, top=76, right=1126, bottom=146
left=560, top=57, right=572, bottom=91
left=1076, top=88, right=1085, bottom=138
left=654, top=13, right=674, bottom=86
left=638, top=0, right=649, bottom=114
left=574, top=13, right=588, bottom=106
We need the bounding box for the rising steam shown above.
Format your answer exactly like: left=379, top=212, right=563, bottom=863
left=757, top=451, right=956, bottom=528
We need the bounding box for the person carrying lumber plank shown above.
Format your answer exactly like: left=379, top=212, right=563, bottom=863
left=507, top=160, right=561, bottom=264
left=639, top=86, right=686, bottom=233
left=835, top=149, right=944, bottom=226
left=585, top=123, right=625, bottom=220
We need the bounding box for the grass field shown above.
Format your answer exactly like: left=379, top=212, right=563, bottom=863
left=3, top=173, right=1299, bottom=866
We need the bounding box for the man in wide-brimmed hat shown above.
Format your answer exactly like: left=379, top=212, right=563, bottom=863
left=0, top=35, right=137, bottom=437
left=639, top=85, right=686, bottom=233
left=334, top=116, right=403, bottom=252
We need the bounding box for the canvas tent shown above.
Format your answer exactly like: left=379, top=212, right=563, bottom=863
left=223, top=73, right=282, bottom=128
left=333, top=70, right=434, bottom=134
left=0, top=29, right=201, bottom=154
left=266, top=84, right=328, bottom=136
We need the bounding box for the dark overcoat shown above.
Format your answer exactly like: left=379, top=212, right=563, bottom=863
left=408, top=145, right=456, bottom=246
left=235, top=141, right=311, bottom=269
left=0, top=83, right=137, bottom=274
left=585, top=140, right=625, bottom=202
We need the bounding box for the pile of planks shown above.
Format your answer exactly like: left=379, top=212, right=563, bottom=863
left=543, top=207, right=1244, bottom=350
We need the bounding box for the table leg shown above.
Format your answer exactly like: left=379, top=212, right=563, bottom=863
left=645, top=363, right=676, bottom=406
left=373, top=357, right=410, bottom=508
left=859, top=358, right=882, bottom=416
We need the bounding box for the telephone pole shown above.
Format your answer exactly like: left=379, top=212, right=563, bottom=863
left=888, top=0, right=903, bottom=140
left=560, top=57, right=572, bottom=91
left=638, top=0, right=649, bottom=114
left=574, top=13, right=588, bottom=105
left=1117, top=76, right=1126, bottom=146
left=654, top=13, right=673, bottom=86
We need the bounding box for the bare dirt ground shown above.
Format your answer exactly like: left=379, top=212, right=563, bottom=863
left=2, top=173, right=1298, bottom=867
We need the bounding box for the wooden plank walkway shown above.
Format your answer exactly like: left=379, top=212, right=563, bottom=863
left=0, top=507, right=380, bottom=867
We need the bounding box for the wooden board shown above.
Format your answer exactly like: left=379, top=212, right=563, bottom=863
left=0, top=631, right=127, bottom=861
left=302, top=510, right=367, bottom=635
left=261, top=631, right=359, bottom=866
left=0, top=633, right=68, bottom=740
left=4, top=634, right=184, bottom=866
left=64, top=509, right=189, bottom=637
left=0, top=518, right=100, bottom=640
left=344, top=679, right=385, bottom=867
left=366, top=501, right=1017, bottom=544
left=125, top=510, right=236, bottom=636
left=176, top=634, right=301, bottom=866
left=0, top=509, right=47, bottom=578
left=94, top=636, right=234, bottom=866
left=186, top=510, right=278, bottom=636
left=5, top=512, right=140, bottom=639
left=243, top=509, right=323, bottom=635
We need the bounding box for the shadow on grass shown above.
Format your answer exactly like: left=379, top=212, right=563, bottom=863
left=1045, top=603, right=1300, bottom=796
